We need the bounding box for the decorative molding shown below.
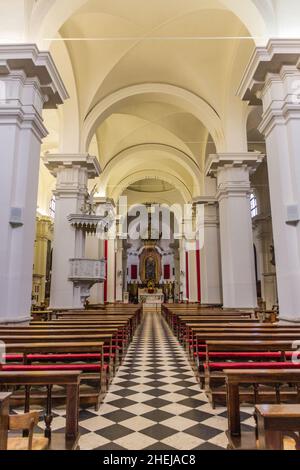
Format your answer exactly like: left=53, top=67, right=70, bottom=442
left=192, top=196, right=218, bottom=206
left=0, top=43, right=69, bottom=108
left=43, top=153, right=101, bottom=178
left=237, top=39, right=300, bottom=104
left=69, top=258, right=106, bottom=282
left=206, top=152, right=265, bottom=177
left=67, top=214, right=109, bottom=234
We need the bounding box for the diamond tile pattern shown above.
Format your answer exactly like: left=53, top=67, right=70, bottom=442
left=37, top=312, right=255, bottom=450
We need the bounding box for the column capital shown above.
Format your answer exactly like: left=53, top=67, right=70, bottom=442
left=192, top=197, right=219, bottom=226
left=192, top=196, right=217, bottom=206
left=238, top=39, right=300, bottom=105
left=0, top=43, right=69, bottom=108
left=205, top=152, right=264, bottom=177
left=43, top=153, right=101, bottom=179
left=36, top=216, right=53, bottom=241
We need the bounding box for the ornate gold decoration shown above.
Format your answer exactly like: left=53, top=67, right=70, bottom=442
left=139, top=246, right=162, bottom=284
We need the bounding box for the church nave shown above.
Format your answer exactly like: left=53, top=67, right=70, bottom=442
left=76, top=313, right=253, bottom=450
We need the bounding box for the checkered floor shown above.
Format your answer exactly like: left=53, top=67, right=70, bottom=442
left=38, top=312, right=256, bottom=450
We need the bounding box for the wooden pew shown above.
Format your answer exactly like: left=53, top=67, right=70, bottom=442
left=0, top=392, right=11, bottom=450
left=180, top=319, right=269, bottom=346
left=162, top=306, right=255, bottom=332
left=255, top=404, right=300, bottom=450
left=0, top=371, right=81, bottom=450
left=27, top=322, right=131, bottom=357
left=224, top=369, right=300, bottom=450
left=165, top=312, right=257, bottom=336
left=0, top=328, right=122, bottom=371
left=204, top=339, right=300, bottom=406
left=188, top=325, right=300, bottom=357
left=48, top=307, right=141, bottom=330
left=0, top=342, right=105, bottom=410
left=31, top=317, right=133, bottom=335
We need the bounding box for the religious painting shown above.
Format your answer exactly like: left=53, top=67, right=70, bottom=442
left=145, top=256, right=156, bottom=281
left=139, top=246, right=162, bottom=284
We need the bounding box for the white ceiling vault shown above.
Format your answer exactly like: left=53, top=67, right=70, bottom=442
left=1, top=0, right=298, bottom=211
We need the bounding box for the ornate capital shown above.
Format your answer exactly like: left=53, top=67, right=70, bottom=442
left=43, top=153, right=101, bottom=178
left=206, top=152, right=264, bottom=177
left=192, top=196, right=218, bottom=206
left=0, top=44, right=69, bottom=109
left=238, top=39, right=300, bottom=105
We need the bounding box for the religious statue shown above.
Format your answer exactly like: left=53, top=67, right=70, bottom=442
left=81, top=184, right=98, bottom=215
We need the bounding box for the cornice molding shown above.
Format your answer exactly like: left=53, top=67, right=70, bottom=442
left=238, top=38, right=300, bottom=104
left=43, top=153, right=101, bottom=178
left=0, top=43, right=69, bottom=109
left=206, top=152, right=265, bottom=177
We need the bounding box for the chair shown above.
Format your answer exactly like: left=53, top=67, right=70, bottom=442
left=7, top=412, right=49, bottom=451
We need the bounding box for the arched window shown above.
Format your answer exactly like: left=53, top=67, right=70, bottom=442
left=250, top=192, right=258, bottom=218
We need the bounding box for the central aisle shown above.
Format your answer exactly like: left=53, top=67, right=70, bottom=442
left=78, top=313, right=245, bottom=450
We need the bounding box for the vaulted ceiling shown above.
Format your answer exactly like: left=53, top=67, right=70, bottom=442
left=31, top=0, right=284, bottom=211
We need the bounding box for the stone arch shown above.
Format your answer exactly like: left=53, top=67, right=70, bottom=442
left=30, top=0, right=274, bottom=50
left=110, top=170, right=191, bottom=203
left=82, top=83, right=225, bottom=153
left=101, top=143, right=202, bottom=194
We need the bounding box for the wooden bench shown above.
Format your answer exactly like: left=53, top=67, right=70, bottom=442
left=0, top=392, right=11, bottom=450
left=0, top=342, right=105, bottom=410
left=162, top=306, right=255, bottom=332
left=0, top=371, right=81, bottom=450
left=204, top=339, right=300, bottom=406
left=177, top=316, right=259, bottom=342
left=31, top=317, right=132, bottom=344
left=255, top=404, right=300, bottom=450
left=182, top=322, right=285, bottom=352
left=0, top=327, right=122, bottom=371
left=184, top=326, right=300, bottom=381
left=189, top=325, right=300, bottom=357
left=224, top=369, right=300, bottom=450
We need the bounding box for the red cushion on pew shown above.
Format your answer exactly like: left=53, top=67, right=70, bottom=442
left=1, top=364, right=108, bottom=372
left=5, top=354, right=23, bottom=361
left=204, top=362, right=300, bottom=370
left=196, top=352, right=283, bottom=359
left=5, top=353, right=115, bottom=361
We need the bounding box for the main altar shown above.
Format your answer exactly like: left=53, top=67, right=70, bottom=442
left=138, top=287, right=164, bottom=305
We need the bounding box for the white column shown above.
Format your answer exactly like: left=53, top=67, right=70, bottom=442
left=238, top=39, right=300, bottom=321
left=115, top=239, right=123, bottom=302
left=188, top=252, right=197, bottom=303
left=43, top=154, right=100, bottom=309
left=195, top=200, right=222, bottom=305
left=106, top=238, right=116, bottom=304
left=33, top=216, right=53, bottom=306
left=0, top=44, right=67, bottom=323
left=206, top=153, right=264, bottom=309
left=179, top=239, right=187, bottom=302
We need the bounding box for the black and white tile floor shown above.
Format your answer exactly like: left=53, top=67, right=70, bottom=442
left=41, top=313, right=256, bottom=450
